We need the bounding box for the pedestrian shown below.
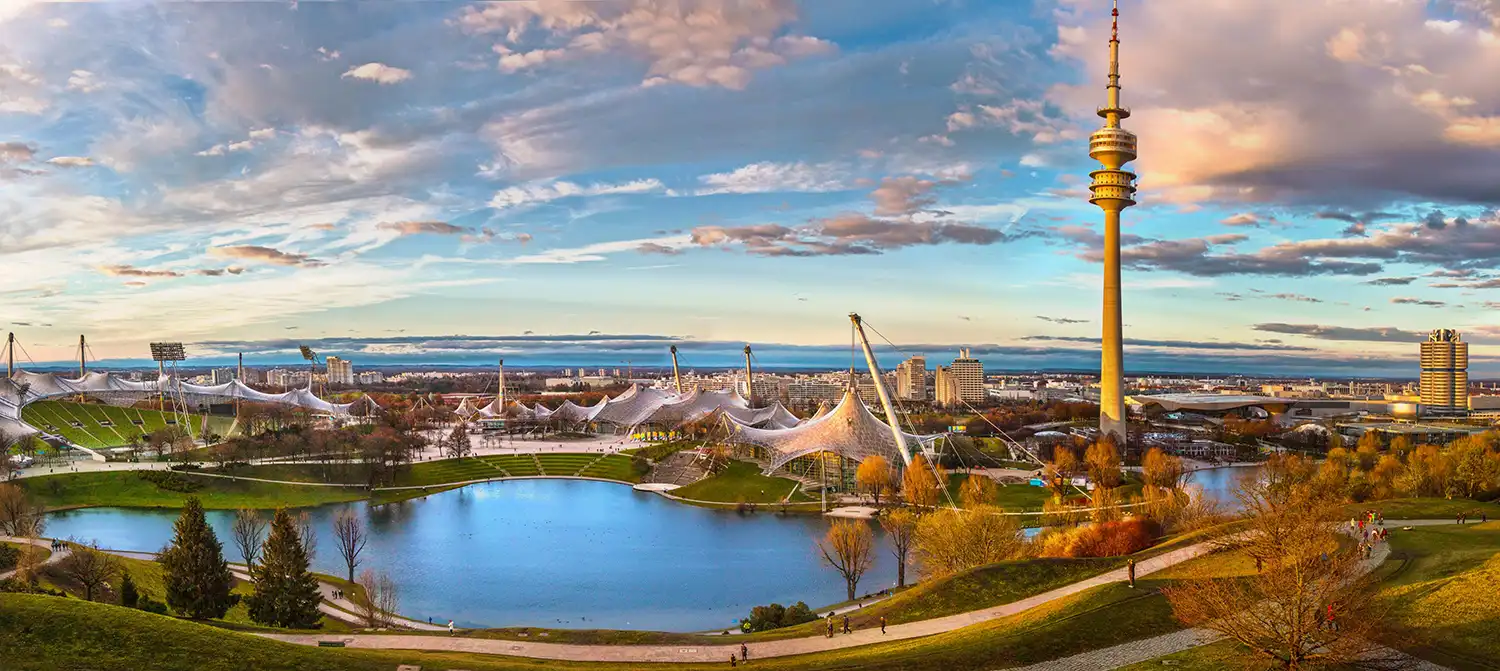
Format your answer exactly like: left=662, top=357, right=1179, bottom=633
left=741, top=643, right=748, bottom=661
left=826, top=616, right=834, bottom=638
left=1127, top=558, right=1136, bottom=588
left=730, top=653, right=737, bottom=667
left=448, top=620, right=455, bottom=636
left=880, top=616, right=886, bottom=635
left=842, top=615, right=851, bottom=634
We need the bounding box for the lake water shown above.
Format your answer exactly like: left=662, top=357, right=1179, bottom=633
left=44, top=479, right=899, bottom=631
left=1182, top=466, right=1260, bottom=510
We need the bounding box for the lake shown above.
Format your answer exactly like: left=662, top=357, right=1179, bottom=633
left=44, top=479, right=900, bottom=632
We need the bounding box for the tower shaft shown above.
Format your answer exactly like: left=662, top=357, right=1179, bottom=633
left=1099, top=209, right=1127, bottom=441
left=79, top=335, right=86, bottom=378
left=743, top=345, right=755, bottom=407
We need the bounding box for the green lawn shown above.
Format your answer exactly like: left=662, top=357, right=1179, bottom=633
left=1116, top=639, right=1247, bottom=670
left=672, top=460, right=812, bottom=504
left=1378, top=521, right=1500, bottom=666
left=18, top=471, right=368, bottom=510
left=1349, top=497, right=1500, bottom=520
left=385, top=453, right=642, bottom=487
left=944, top=473, right=1052, bottom=511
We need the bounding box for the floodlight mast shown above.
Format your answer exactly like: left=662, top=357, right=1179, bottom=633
left=669, top=345, right=682, bottom=394
left=78, top=335, right=86, bottom=378
left=149, top=342, right=186, bottom=414
left=5, top=332, right=14, bottom=378
left=743, top=345, right=755, bottom=408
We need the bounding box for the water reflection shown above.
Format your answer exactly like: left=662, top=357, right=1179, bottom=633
left=45, top=479, right=898, bottom=631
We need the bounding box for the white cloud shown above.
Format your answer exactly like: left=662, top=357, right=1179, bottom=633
left=695, top=161, right=850, bottom=195
left=66, top=69, right=101, bottom=93
left=316, top=46, right=340, bottom=61
left=341, top=62, right=412, bottom=84
left=489, top=178, right=669, bottom=211
left=505, top=235, right=692, bottom=265
left=44, top=156, right=94, bottom=168
left=455, top=0, right=832, bottom=90
left=0, top=62, right=46, bottom=113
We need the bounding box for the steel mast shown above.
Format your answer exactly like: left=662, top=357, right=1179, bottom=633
left=849, top=313, right=914, bottom=468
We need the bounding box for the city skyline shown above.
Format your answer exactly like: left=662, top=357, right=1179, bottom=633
left=5, top=0, right=1500, bottom=375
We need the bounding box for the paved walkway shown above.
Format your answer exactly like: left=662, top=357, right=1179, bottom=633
left=260, top=539, right=1219, bottom=663
left=1013, top=518, right=1459, bottom=671
left=259, top=519, right=1465, bottom=665
left=0, top=536, right=68, bottom=580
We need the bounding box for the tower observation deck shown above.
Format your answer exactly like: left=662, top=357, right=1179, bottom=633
left=1090, top=0, right=1136, bottom=446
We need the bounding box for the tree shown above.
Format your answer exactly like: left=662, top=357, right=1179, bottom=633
left=854, top=455, right=895, bottom=506
left=1084, top=437, right=1122, bottom=489
left=355, top=568, right=399, bottom=628
left=444, top=424, right=472, bottom=459
left=1045, top=446, right=1080, bottom=500
left=1326, top=430, right=1344, bottom=453
left=296, top=510, right=318, bottom=561
left=911, top=506, right=1025, bottom=579
left=957, top=474, right=997, bottom=508
left=58, top=540, right=120, bottom=601
left=1389, top=434, right=1413, bottom=459
left=120, top=571, right=140, bottom=608
left=902, top=454, right=943, bottom=508
left=878, top=508, right=919, bottom=588
left=230, top=509, right=268, bottom=574
left=817, top=519, right=874, bottom=601
left=332, top=509, right=368, bottom=583
left=1164, top=479, right=1398, bottom=669
left=1141, top=448, right=1185, bottom=490
left=247, top=509, right=323, bottom=628
left=0, top=483, right=45, bottom=537
left=159, top=497, right=236, bottom=619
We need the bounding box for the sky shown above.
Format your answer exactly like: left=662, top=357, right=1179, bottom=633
left=4, top=0, right=1500, bottom=376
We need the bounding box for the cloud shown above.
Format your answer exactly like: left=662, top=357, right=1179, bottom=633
left=0, top=141, right=35, bottom=164
left=1048, top=0, right=1500, bottom=206
left=1063, top=228, right=1381, bottom=277
left=507, top=235, right=692, bottom=265
left=1220, top=213, right=1265, bottom=227
left=695, top=161, right=849, bottom=195
left=1363, top=276, right=1417, bottom=286
left=194, top=267, right=246, bottom=277
left=341, top=62, right=412, bottom=84
left=44, top=156, right=94, bottom=168
left=1035, top=315, right=1088, bottom=324
left=208, top=245, right=321, bottom=267
left=455, top=0, right=833, bottom=90
left=96, top=264, right=182, bottom=279
left=1391, top=296, right=1447, bottom=307
left=636, top=242, right=682, bottom=255
left=1266, top=293, right=1322, bottom=303
left=377, top=221, right=470, bottom=236
left=1020, top=335, right=1316, bottom=352
left=66, top=69, right=102, bottom=93
left=489, top=178, right=668, bottom=211
left=1252, top=323, right=1425, bottom=342
left=690, top=213, right=1016, bottom=257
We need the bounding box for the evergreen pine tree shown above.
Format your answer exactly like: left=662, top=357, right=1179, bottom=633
left=119, top=572, right=140, bottom=608
left=246, top=508, right=323, bottom=628
left=158, top=497, right=236, bottom=619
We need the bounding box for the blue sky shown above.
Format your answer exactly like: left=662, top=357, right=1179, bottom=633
left=4, top=0, right=1500, bottom=376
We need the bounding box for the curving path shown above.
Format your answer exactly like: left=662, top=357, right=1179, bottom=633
left=258, top=520, right=1464, bottom=665
left=0, top=535, right=68, bottom=581
left=258, top=539, right=1219, bottom=663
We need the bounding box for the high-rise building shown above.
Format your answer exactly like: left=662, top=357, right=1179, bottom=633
left=1087, top=0, right=1137, bottom=445
left=950, top=348, right=985, bottom=404
left=211, top=368, right=236, bottom=385
left=895, top=355, right=927, bottom=401
left=934, top=365, right=959, bottom=407
left=1420, top=329, right=1468, bottom=415
left=326, top=356, right=355, bottom=386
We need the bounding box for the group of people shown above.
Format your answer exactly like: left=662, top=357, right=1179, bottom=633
left=1455, top=511, right=1487, bottom=525
left=48, top=538, right=64, bottom=552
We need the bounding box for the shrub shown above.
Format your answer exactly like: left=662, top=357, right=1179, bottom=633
left=138, top=596, right=168, bottom=614
left=630, top=455, right=651, bottom=478
left=0, top=543, right=18, bottom=572
left=740, top=601, right=817, bottom=632
left=139, top=471, right=203, bottom=493
left=1036, top=518, right=1160, bottom=558
left=119, top=573, right=139, bottom=609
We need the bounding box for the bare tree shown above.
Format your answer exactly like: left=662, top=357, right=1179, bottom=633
left=296, top=511, right=318, bottom=561
left=0, top=483, right=45, bottom=537
left=57, top=539, right=121, bottom=601
left=1163, top=476, right=1400, bottom=669
left=230, top=509, right=268, bottom=573
left=878, top=508, right=919, bottom=587
left=355, top=568, right=400, bottom=628
left=817, top=519, right=874, bottom=601
left=332, top=509, right=368, bottom=583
